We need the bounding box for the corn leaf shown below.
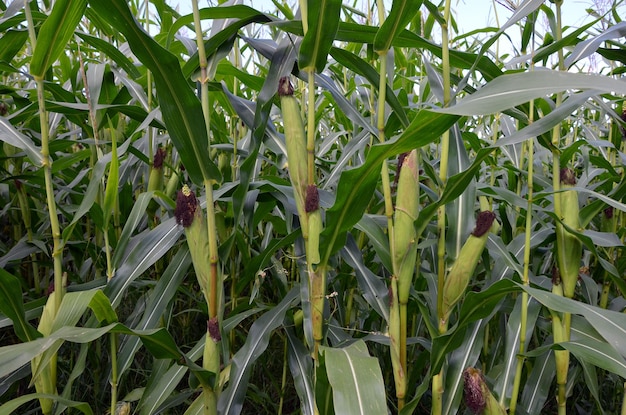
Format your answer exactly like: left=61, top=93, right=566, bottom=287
left=30, top=0, right=88, bottom=78
left=286, top=328, right=315, bottom=415
left=319, top=340, right=387, bottom=415
left=101, top=123, right=118, bottom=228
left=0, top=393, right=93, bottom=415
left=298, top=0, right=341, bottom=72
left=522, top=285, right=626, bottom=360
left=0, top=268, right=41, bottom=342
left=438, top=71, right=626, bottom=116
left=320, top=110, right=459, bottom=263
left=373, top=0, right=423, bottom=53
left=0, top=117, right=43, bottom=166
left=218, top=286, right=300, bottom=415
left=88, top=0, right=221, bottom=185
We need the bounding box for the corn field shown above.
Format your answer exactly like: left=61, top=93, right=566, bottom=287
left=1, top=0, right=626, bottom=414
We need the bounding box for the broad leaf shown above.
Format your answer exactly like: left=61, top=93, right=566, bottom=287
left=88, top=0, right=221, bottom=185
left=217, top=286, right=300, bottom=415
left=30, top=0, right=88, bottom=78
left=374, top=0, right=423, bottom=53
left=0, top=268, right=41, bottom=342
left=321, top=110, right=459, bottom=263
left=320, top=340, right=387, bottom=415
left=299, top=0, right=342, bottom=72
left=438, top=71, right=626, bottom=116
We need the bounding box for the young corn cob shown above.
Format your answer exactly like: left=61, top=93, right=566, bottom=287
left=463, top=367, right=507, bottom=415
left=442, top=211, right=497, bottom=323
left=175, top=185, right=211, bottom=306
left=390, top=149, right=419, bottom=406
left=393, top=150, right=419, bottom=306
left=555, top=167, right=582, bottom=299
left=305, top=184, right=321, bottom=264
left=278, top=77, right=309, bottom=236
left=147, top=147, right=166, bottom=219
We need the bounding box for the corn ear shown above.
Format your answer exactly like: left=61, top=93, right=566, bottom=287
left=175, top=185, right=211, bottom=305
left=305, top=184, right=322, bottom=264
left=463, top=367, right=507, bottom=415
left=392, top=150, right=420, bottom=305
left=555, top=168, right=582, bottom=298
left=442, top=211, right=497, bottom=321
left=147, top=147, right=166, bottom=217
left=278, top=77, right=309, bottom=235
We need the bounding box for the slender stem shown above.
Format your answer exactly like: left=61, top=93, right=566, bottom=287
left=433, top=1, right=452, bottom=413
left=509, top=95, right=535, bottom=413
left=278, top=336, right=288, bottom=415
left=110, top=333, right=118, bottom=415
left=193, top=2, right=220, bottom=413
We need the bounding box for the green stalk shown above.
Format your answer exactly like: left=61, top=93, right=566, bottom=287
left=373, top=0, right=413, bottom=407
left=110, top=332, right=119, bottom=415
left=25, top=2, right=64, bottom=411
left=509, top=95, right=535, bottom=413
left=192, top=1, right=221, bottom=412
left=433, top=0, right=453, bottom=413
left=550, top=3, right=575, bottom=413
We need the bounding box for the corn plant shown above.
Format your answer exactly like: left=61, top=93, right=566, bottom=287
left=1, top=0, right=626, bottom=414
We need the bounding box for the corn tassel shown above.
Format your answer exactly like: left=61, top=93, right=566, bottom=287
left=442, top=210, right=497, bottom=324
left=555, top=168, right=582, bottom=299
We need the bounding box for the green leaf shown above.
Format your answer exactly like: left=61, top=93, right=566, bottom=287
left=88, top=290, right=118, bottom=325
left=0, top=117, right=43, bottom=166
left=167, top=5, right=272, bottom=51
left=520, top=340, right=554, bottom=414
left=138, top=335, right=205, bottom=415
left=76, top=32, right=141, bottom=79
left=0, top=268, right=41, bottom=342
left=373, top=0, right=423, bottom=53
left=319, top=340, right=387, bottom=415
left=438, top=71, right=626, bottom=116
left=218, top=286, right=300, bottom=415
left=117, top=247, right=191, bottom=377
left=522, top=285, right=626, bottom=360
left=329, top=47, right=409, bottom=127
left=0, top=393, right=93, bottom=415
left=0, top=29, right=28, bottom=63
left=286, top=328, right=316, bottom=415
left=30, top=0, right=88, bottom=78
left=431, top=279, right=520, bottom=374
left=299, top=0, right=342, bottom=72
left=101, top=121, right=119, bottom=228
left=320, top=110, right=459, bottom=263
left=341, top=235, right=389, bottom=322
left=88, top=0, right=221, bottom=185
left=106, top=217, right=184, bottom=308
left=565, top=21, right=626, bottom=68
